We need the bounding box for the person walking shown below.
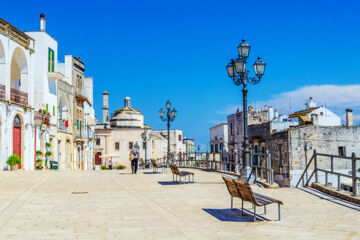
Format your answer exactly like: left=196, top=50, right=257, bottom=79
left=130, top=142, right=140, bottom=174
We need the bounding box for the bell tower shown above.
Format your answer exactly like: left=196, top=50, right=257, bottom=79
left=103, top=90, right=109, bottom=123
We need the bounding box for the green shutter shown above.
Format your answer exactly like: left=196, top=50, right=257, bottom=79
left=46, top=104, right=48, bottom=113
left=48, top=48, right=50, bottom=72
left=48, top=48, right=54, bottom=72
left=77, top=120, right=79, bottom=130
left=53, top=106, right=55, bottom=116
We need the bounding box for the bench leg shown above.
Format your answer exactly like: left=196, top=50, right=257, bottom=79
left=241, top=199, right=246, bottom=216
left=264, top=205, right=266, bottom=215
left=278, top=203, right=281, bottom=221
left=253, top=205, right=257, bottom=222
left=231, top=196, right=233, bottom=210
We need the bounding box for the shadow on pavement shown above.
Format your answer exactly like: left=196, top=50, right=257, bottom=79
left=203, top=208, right=269, bottom=222
left=158, top=181, right=194, bottom=185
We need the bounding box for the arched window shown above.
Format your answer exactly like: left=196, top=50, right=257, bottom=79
left=13, top=115, right=21, bottom=126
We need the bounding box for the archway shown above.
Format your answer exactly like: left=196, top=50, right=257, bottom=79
left=0, top=40, right=5, bottom=99
left=13, top=115, right=22, bottom=169
left=10, top=47, right=28, bottom=105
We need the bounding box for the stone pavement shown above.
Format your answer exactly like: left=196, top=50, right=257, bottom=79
left=0, top=169, right=359, bottom=239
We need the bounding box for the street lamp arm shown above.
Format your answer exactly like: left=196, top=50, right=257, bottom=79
left=247, top=76, right=261, bottom=85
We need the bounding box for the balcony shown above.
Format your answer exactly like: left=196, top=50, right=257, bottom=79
left=0, top=18, right=34, bottom=50
left=11, top=88, right=28, bottom=106
left=0, top=84, right=5, bottom=100
left=47, top=62, right=65, bottom=80
left=76, top=129, right=94, bottom=141
left=34, top=111, right=50, bottom=126
left=75, top=87, right=88, bottom=102
left=58, top=119, right=68, bottom=131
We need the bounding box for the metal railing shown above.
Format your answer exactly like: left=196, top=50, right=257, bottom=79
left=34, top=111, right=50, bottom=125
left=156, top=151, right=274, bottom=184
left=58, top=119, right=67, bottom=130
left=295, top=150, right=360, bottom=196
left=0, top=84, right=5, bottom=100
left=10, top=88, right=28, bottom=105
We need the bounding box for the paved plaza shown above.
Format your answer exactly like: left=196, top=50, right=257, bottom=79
left=0, top=169, right=359, bottom=239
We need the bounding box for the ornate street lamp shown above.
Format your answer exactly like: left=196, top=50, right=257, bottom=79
left=226, top=39, right=266, bottom=178
left=158, top=100, right=177, bottom=166
left=141, top=127, right=152, bottom=165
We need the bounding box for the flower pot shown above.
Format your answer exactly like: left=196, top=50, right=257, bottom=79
left=11, top=164, right=18, bottom=171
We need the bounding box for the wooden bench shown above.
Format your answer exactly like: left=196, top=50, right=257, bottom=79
left=151, top=159, right=165, bottom=173
left=223, top=176, right=283, bottom=221
left=169, top=164, right=194, bottom=183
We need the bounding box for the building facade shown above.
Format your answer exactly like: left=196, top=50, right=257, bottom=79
left=209, top=123, right=228, bottom=154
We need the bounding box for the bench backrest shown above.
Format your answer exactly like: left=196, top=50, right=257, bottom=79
left=151, top=159, right=158, bottom=168
left=232, top=180, right=256, bottom=204
left=170, top=164, right=181, bottom=175
left=222, top=177, right=242, bottom=199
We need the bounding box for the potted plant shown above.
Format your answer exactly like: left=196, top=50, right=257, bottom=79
left=36, top=158, right=43, bottom=170
left=45, top=151, right=52, bottom=156
left=36, top=150, right=43, bottom=156
left=7, top=154, right=21, bottom=171
left=45, top=142, right=51, bottom=148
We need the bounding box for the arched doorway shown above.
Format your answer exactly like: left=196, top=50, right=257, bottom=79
left=10, top=47, right=28, bottom=105
left=13, top=115, right=21, bottom=169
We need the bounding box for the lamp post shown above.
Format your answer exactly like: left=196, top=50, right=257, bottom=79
left=226, top=39, right=266, bottom=178
left=141, top=127, right=152, bottom=165
left=158, top=100, right=177, bottom=166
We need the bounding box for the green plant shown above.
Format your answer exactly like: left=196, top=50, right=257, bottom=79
left=36, top=150, right=43, bottom=155
left=36, top=158, right=43, bottom=170
left=23, top=106, right=28, bottom=112
left=45, top=151, right=52, bottom=156
left=117, top=165, right=126, bottom=170
left=101, top=166, right=108, bottom=170
left=6, top=154, right=21, bottom=167
left=45, top=142, right=51, bottom=147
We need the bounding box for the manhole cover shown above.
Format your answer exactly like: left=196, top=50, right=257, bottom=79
left=71, top=191, right=88, bottom=194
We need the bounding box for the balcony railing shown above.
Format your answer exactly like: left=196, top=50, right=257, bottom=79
left=58, top=119, right=68, bottom=131
left=34, top=111, right=50, bottom=125
left=76, top=129, right=94, bottom=140
left=0, top=84, right=5, bottom=100
left=0, top=18, right=34, bottom=50
left=11, top=88, right=28, bottom=106
left=75, top=87, right=88, bottom=101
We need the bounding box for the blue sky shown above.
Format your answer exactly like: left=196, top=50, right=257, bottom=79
left=2, top=0, right=360, bottom=149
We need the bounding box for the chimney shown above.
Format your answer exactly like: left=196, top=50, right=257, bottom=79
left=311, top=114, right=319, bottom=126
left=346, top=109, right=353, bottom=126
left=268, top=106, right=274, bottom=121
left=40, top=13, right=46, bottom=32
left=102, top=91, right=109, bottom=123
left=275, top=109, right=279, bottom=118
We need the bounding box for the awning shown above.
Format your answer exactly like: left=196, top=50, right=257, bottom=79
left=299, top=115, right=311, bottom=123
left=100, top=154, right=121, bottom=158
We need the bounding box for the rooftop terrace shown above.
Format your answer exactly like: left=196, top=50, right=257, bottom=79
left=0, top=169, right=359, bottom=239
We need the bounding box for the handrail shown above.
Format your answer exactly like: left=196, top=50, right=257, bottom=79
left=295, top=150, right=359, bottom=196
left=295, top=150, right=316, bottom=188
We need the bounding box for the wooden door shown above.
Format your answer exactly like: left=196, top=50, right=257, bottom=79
left=13, top=126, right=21, bottom=169
left=95, top=152, right=101, bottom=165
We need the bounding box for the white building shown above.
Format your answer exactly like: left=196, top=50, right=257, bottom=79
left=209, top=123, right=228, bottom=153
left=151, top=129, right=186, bottom=160
left=289, top=97, right=341, bottom=126
left=0, top=17, right=36, bottom=170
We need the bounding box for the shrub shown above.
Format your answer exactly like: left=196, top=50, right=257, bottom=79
left=45, top=142, right=51, bottom=147
left=7, top=154, right=21, bottom=167
left=45, top=151, right=52, bottom=156
left=117, top=165, right=126, bottom=170
left=36, top=150, right=43, bottom=155
left=101, top=166, right=108, bottom=170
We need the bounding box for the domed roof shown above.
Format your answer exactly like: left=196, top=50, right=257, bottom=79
left=125, top=96, right=131, bottom=100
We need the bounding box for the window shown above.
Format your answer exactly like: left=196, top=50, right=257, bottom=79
left=219, top=143, right=222, bottom=151
left=211, top=144, right=214, bottom=153
left=143, top=141, right=146, bottom=149
left=230, top=123, right=233, bottom=136
left=129, top=142, right=133, bottom=150
left=215, top=144, right=218, bottom=153
left=96, top=138, right=100, bottom=145
left=48, top=48, right=54, bottom=72
left=278, top=145, right=283, bottom=167
left=254, top=145, right=259, bottom=165
left=338, top=146, right=346, bottom=157
left=178, top=135, right=182, bottom=141
left=115, top=142, right=119, bottom=150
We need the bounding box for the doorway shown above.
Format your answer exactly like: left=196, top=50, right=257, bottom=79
left=13, top=115, right=21, bottom=169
